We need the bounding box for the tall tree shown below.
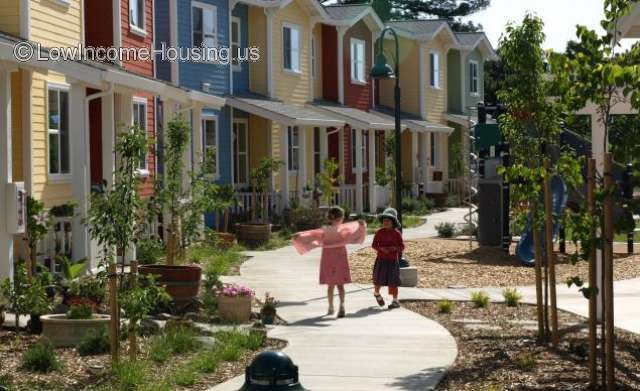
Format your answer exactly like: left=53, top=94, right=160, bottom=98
left=332, top=0, right=490, bottom=29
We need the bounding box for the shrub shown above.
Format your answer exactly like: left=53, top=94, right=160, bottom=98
left=437, top=300, right=454, bottom=314
left=76, top=328, right=110, bottom=356
left=502, top=288, right=522, bottom=307
left=471, top=291, right=490, bottom=308
left=288, top=207, right=326, bottom=231
left=137, top=237, right=165, bottom=265
left=149, top=327, right=199, bottom=363
left=21, top=339, right=60, bottom=373
left=446, top=194, right=463, bottom=207
left=216, top=343, right=242, bottom=362
left=112, top=360, right=149, bottom=389
left=172, top=366, right=197, bottom=387
left=457, top=223, right=478, bottom=237
left=192, top=351, right=220, bottom=373
left=67, top=304, right=93, bottom=319
left=436, top=222, right=456, bottom=238
left=514, top=352, right=537, bottom=371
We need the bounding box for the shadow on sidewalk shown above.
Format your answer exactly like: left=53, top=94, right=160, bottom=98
left=388, top=367, right=448, bottom=390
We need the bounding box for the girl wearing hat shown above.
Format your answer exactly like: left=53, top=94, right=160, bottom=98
left=292, top=206, right=366, bottom=318
left=372, top=207, right=404, bottom=309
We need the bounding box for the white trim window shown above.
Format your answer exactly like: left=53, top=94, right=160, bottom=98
left=311, top=37, right=317, bottom=79
left=192, top=2, right=218, bottom=49
left=430, top=132, right=439, bottom=168
left=470, top=60, right=479, bottom=95
left=283, top=24, right=301, bottom=73
left=287, top=126, right=300, bottom=171
left=129, top=0, right=146, bottom=35
left=350, top=38, right=366, bottom=84
left=48, top=85, right=70, bottom=177
left=350, top=129, right=367, bottom=172
left=202, top=116, right=219, bottom=177
left=429, top=51, right=440, bottom=89
left=132, top=98, right=148, bottom=171
left=233, top=120, right=249, bottom=185
left=231, top=16, right=241, bottom=71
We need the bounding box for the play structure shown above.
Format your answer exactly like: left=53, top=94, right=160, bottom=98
left=470, top=104, right=637, bottom=265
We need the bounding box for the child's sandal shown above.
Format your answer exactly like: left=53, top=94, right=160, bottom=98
left=374, top=294, right=385, bottom=307
left=388, top=301, right=400, bottom=309
left=337, top=307, right=345, bottom=318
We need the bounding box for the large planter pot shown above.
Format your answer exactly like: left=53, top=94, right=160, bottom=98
left=212, top=232, right=236, bottom=248
left=218, top=295, right=252, bottom=323
left=139, top=264, right=202, bottom=309
left=235, top=223, right=271, bottom=247
left=40, top=314, right=110, bottom=347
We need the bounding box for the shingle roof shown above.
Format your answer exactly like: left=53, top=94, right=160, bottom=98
left=373, top=106, right=453, bottom=134
left=455, top=32, right=486, bottom=47
left=323, top=4, right=370, bottom=21
left=312, top=100, right=403, bottom=130
left=385, top=19, right=448, bottom=36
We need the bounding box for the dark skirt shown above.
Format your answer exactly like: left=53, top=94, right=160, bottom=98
left=373, top=258, right=401, bottom=287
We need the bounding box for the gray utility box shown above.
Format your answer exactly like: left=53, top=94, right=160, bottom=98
left=478, top=180, right=503, bottom=247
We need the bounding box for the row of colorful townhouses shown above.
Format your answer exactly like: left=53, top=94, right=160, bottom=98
left=0, top=0, right=496, bottom=279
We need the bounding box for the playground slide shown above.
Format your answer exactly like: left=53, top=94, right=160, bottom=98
left=516, top=176, right=568, bottom=265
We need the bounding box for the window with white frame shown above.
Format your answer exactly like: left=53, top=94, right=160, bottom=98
left=429, top=51, right=440, bottom=88
left=231, top=17, right=241, bottom=71
left=350, top=129, right=367, bottom=172
left=287, top=126, right=300, bottom=171
left=129, top=0, right=145, bottom=33
left=430, top=132, right=439, bottom=167
left=350, top=38, right=366, bottom=84
left=48, top=86, right=70, bottom=176
left=311, top=37, right=317, bottom=79
left=283, top=24, right=301, bottom=73
left=202, top=116, right=218, bottom=176
left=233, top=120, right=248, bottom=185
left=192, top=2, right=217, bottom=49
left=133, top=99, right=148, bottom=170
left=470, top=60, right=479, bottom=95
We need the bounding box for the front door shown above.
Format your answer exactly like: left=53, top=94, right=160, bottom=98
left=233, top=119, right=249, bottom=187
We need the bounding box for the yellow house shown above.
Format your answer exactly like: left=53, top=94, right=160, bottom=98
left=377, top=20, right=457, bottom=196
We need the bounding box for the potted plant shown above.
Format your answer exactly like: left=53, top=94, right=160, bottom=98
left=40, top=302, right=111, bottom=347
left=260, top=293, right=278, bottom=325
left=235, top=157, right=284, bottom=247
left=24, top=279, right=52, bottom=334
left=316, top=158, right=342, bottom=207
left=138, top=118, right=214, bottom=309
left=216, top=283, right=254, bottom=323
left=62, top=275, right=106, bottom=312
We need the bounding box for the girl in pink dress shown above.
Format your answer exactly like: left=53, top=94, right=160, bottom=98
left=292, top=207, right=366, bottom=318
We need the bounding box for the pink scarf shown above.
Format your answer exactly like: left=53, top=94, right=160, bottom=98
left=292, top=221, right=366, bottom=255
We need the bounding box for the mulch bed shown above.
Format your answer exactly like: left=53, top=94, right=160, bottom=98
left=0, top=328, right=285, bottom=390
left=404, top=301, right=640, bottom=391
left=350, top=239, right=640, bottom=288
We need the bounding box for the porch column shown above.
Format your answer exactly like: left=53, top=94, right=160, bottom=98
left=280, top=125, right=290, bottom=210
left=337, top=26, right=347, bottom=105
left=69, top=81, right=90, bottom=262
left=298, top=127, right=307, bottom=199
left=0, top=67, right=14, bottom=280
left=192, top=104, right=203, bottom=174
left=101, top=92, right=115, bottom=187
left=338, top=127, right=345, bottom=180
left=411, top=130, right=419, bottom=196
left=319, top=127, right=328, bottom=172
left=355, top=129, right=363, bottom=213
left=368, top=129, right=377, bottom=212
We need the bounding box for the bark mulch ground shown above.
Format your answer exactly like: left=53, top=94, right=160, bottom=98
left=350, top=239, right=640, bottom=288
left=0, top=328, right=285, bottom=391
left=404, top=301, right=640, bottom=391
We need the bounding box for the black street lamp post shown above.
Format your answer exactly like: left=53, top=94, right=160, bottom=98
left=371, top=27, right=402, bottom=227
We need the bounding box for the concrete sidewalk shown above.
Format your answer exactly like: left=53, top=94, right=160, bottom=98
left=208, top=209, right=467, bottom=391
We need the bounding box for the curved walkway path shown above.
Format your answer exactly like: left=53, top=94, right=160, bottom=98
left=209, top=208, right=467, bottom=391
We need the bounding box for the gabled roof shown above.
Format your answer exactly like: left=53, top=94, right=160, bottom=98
left=384, top=19, right=459, bottom=46
left=311, top=100, right=404, bottom=130
left=374, top=106, right=453, bottom=134
left=323, top=4, right=384, bottom=30
left=455, top=32, right=498, bottom=60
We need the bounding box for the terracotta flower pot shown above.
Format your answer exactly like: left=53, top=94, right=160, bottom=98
left=217, top=295, right=252, bottom=323
left=139, top=264, right=202, bottom=309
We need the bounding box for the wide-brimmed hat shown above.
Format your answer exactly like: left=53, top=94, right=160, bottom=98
left=379, top=207, right=401, bottom=228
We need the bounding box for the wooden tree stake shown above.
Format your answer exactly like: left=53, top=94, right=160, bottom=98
left=532, top=203, right=545, bottom=342
left=587, top=159, right=598, bottom=387
left=543, top=159, right=559, bottom=347
left=603, top=153, right=615, bottom=390
left=108, top=263, right=120, bottom=364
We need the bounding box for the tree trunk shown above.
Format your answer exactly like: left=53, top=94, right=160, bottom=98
left=603, top=153, right=615, bottom=390
left=108, top=262, right=119, bottom=364
left=587, top=159, right=598, bottom=388
left=129, top=261, right=138, bottom=360
left=543, top=159, right=559, bottom=347
left=532, top=203, right=545, bottom=343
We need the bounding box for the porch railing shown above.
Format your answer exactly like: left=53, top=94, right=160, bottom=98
left=233, top=192, right=281, bottom=219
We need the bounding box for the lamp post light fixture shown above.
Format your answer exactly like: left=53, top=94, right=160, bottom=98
left=371, top=26, right=403, bottom=227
